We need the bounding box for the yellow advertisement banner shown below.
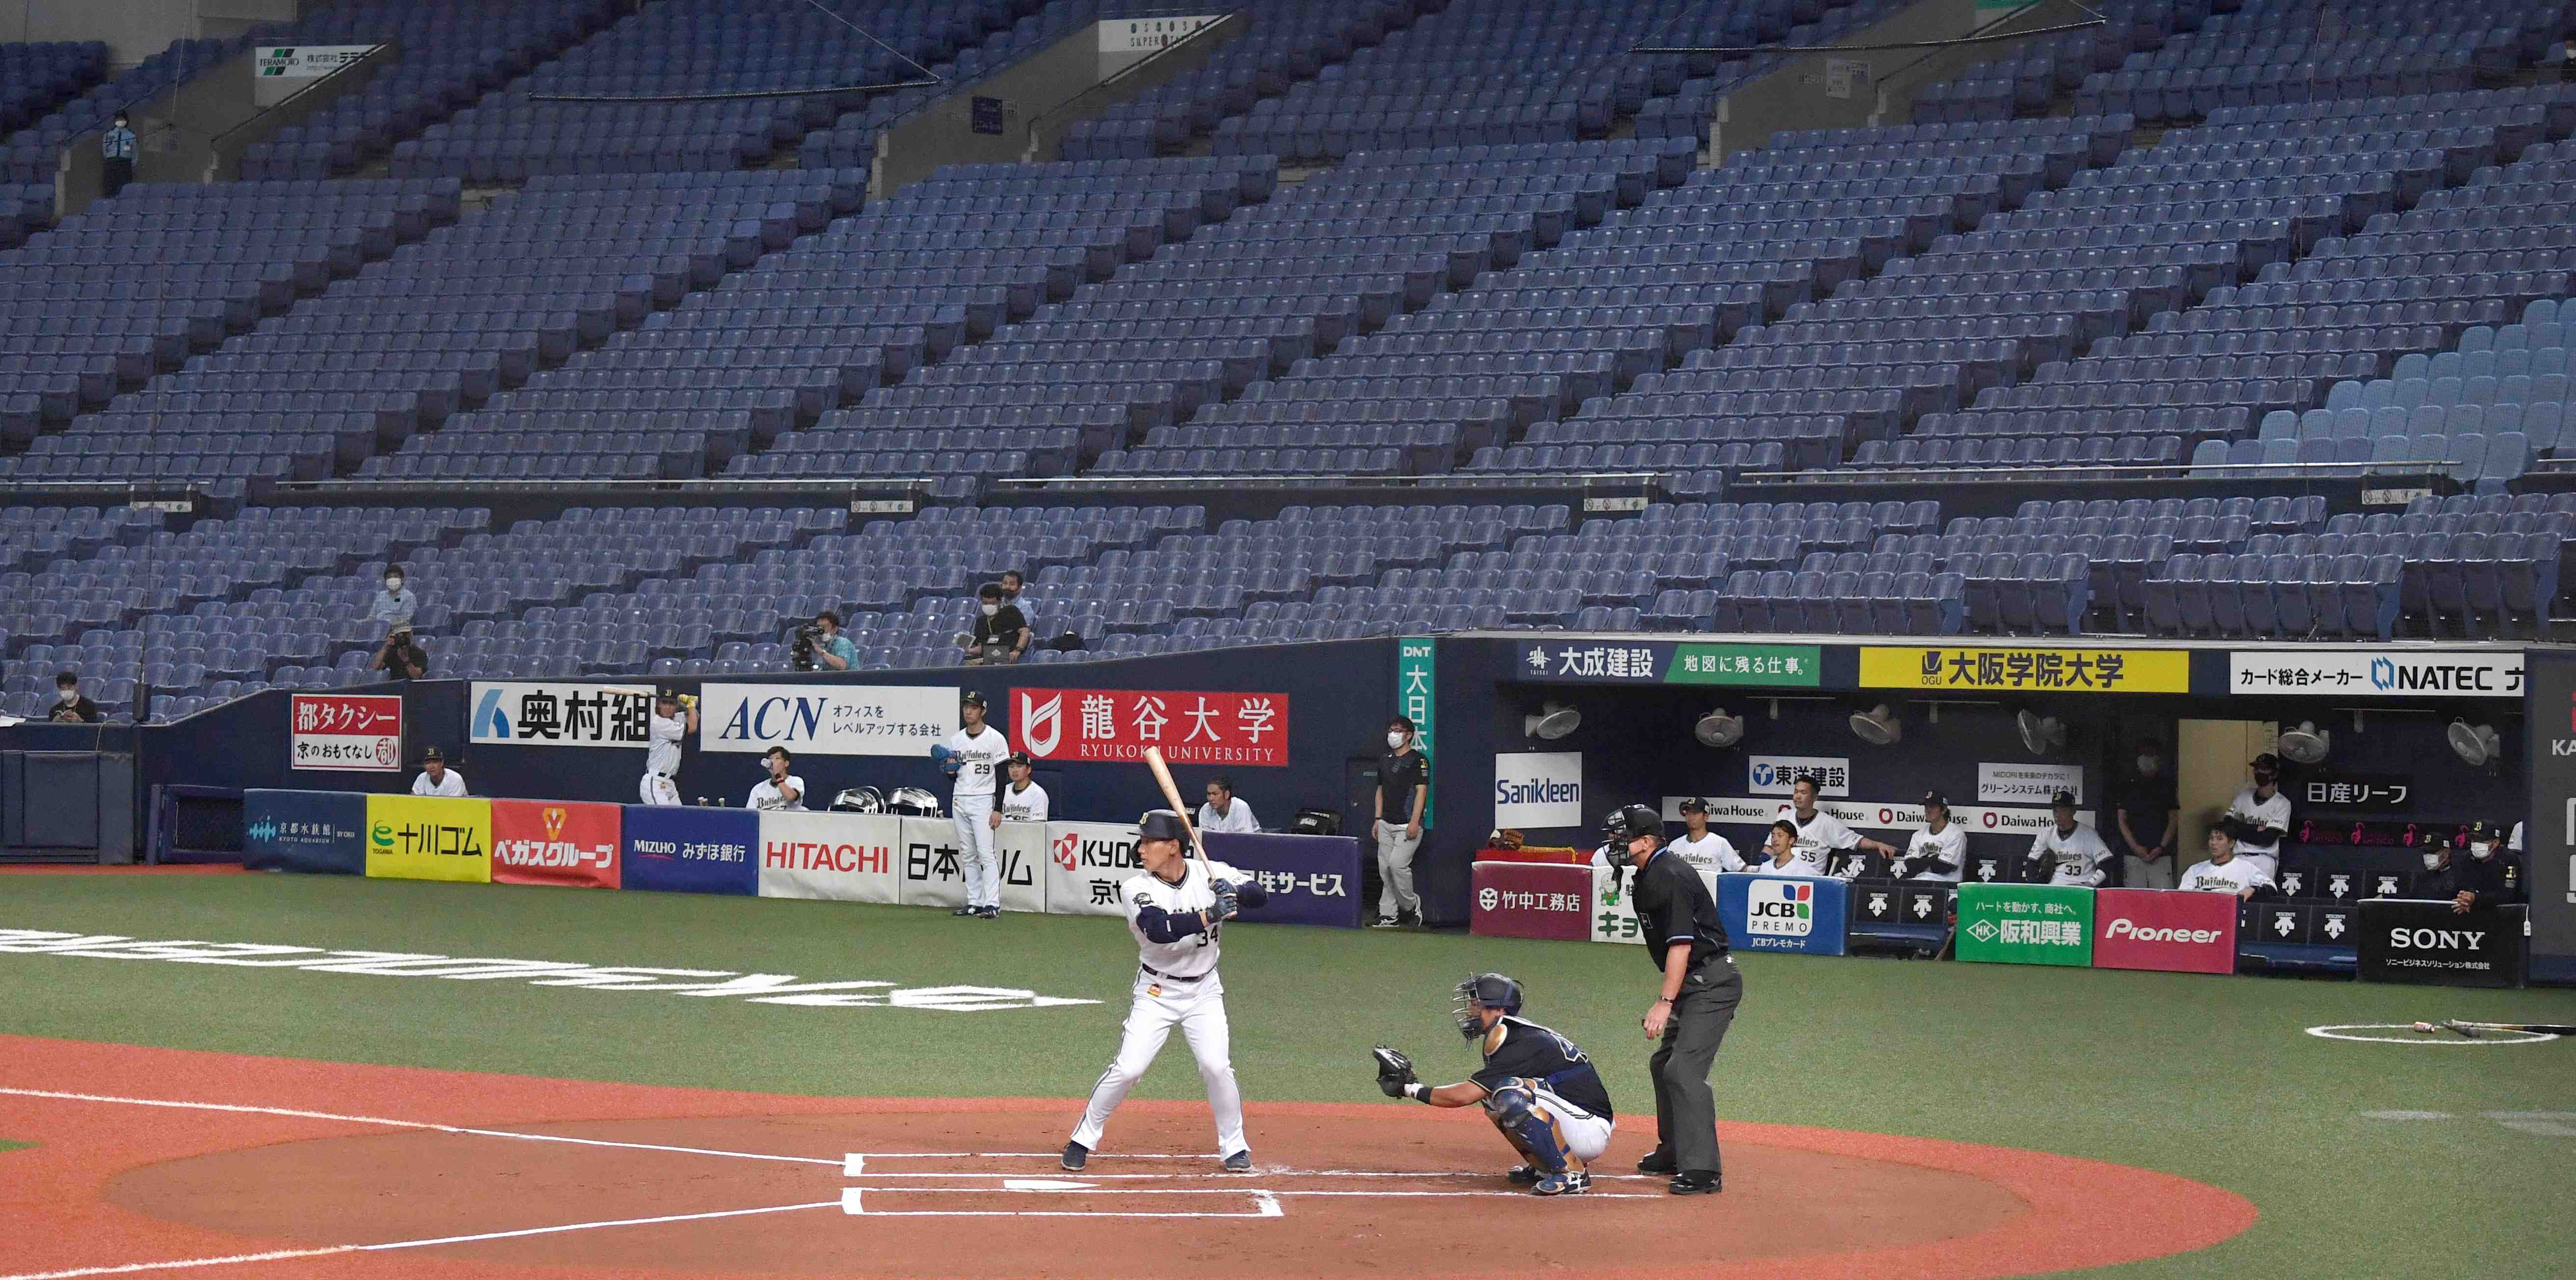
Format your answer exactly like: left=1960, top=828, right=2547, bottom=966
left=365, top=795, right=493, bottom=883
left=1859, top=646, right=2190, bottom=694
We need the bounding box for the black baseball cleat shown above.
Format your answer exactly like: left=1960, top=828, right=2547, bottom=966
left=976, top=907, right=1000, bottom=920
left=1636, top=1148, right=1677, bottom=1175
left=1223, top=1150, right=1254, bottom=1173
left=1669, top=1171, right=1722, bottom=1196
left=1505, top=1164, right=1541, bottom=1186
left=1061, top=1141, right=1089, bottom=1172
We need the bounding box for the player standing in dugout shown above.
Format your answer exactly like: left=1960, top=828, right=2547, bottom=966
left=1603, top=803, right=1741, bottom=1195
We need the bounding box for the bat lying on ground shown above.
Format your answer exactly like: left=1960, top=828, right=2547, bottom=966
left=2413, top=1019, right=2576, bottom=1038
left=1141, top=746, right=1207, bottom=863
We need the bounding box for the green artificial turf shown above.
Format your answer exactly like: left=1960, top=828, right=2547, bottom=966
left=2, top=872, right=2571, bottom=1278
left=0, top=1140, right=32, bottom=1154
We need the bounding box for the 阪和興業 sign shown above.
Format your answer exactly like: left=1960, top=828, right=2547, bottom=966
left=2231, top=651, right=2523, bottom=697
left=699, top=684, right=958, bottom=757
left=364, top=794, right=491, bottom=884
left=1955, top=883, right=2094, bottom=966
left=470, top=683, right=653, bottom=748
left=1012, top=689, right=1288, bottom=766
left=1862, top=647, right=2187, bottom=694
left=290, top=693, right=402, bottom=772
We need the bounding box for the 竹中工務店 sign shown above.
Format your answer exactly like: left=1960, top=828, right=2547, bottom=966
left=1516, top=640, right=1821, bottom=685
left=1860, top=646, right=2187, bottom=693
left=1012, top=689, right=1288, bottom=766
left=289, top=693, right=402, bottom=772
left=2229, top=651, right=2524, bottom=696
left=470, top=682, right=652, bottom=748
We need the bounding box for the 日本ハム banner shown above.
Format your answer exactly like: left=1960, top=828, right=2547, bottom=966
left=243, top=789, right=366, bottom=875
left=1011, top=688, right=1288, bottom=766
left=489, top=799, right=620, bottom=889
left=364, top=795, right=491, bottom=883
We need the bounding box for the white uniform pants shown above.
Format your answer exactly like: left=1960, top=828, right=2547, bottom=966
left=640, top=773, right=679, bottom=806
left=1374, top=820, right=1422, bottom=918
left=1072, top=971, right=1246, bottom=1157
left=954, top=800, right=999, bottom=908
left=1528, top=1085, right=1615, bottom=1164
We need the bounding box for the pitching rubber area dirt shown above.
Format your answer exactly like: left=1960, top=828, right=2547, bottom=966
left=0, top=1036, right=2255, bottom=1280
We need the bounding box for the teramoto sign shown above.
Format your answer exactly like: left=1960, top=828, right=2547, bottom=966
left=699, top=684, right=957, bottom=757
left=1860, top=646, right=2188, bottom=693
left=289, top=693, right=402, bottom=772
left=1013, top=689, right=1288, bottom=766
left=255, top=45, right=374, bottom=78
left=2230, top=650, right=2524, bottom=696
left=1515, top=640, right=1820, bottom=686
left=470, top=682, right=652, bottom=748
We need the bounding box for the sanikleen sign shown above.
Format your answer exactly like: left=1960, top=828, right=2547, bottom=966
left=2230, top=651, right=2524, bottom=697
left=1493, top=752, right=1583, bottom=828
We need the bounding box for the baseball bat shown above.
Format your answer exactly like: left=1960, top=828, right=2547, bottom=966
left=1141, top=746, right=1208, bottom=863
left=2414, top=1019, right=2576, bottom=1037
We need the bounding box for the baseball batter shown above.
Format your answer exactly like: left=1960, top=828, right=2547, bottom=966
left=640, top=689, right=698, bottom=805
left=1371, top=974, right=1614, bottom=1197
left=1065, top=809, right=1269, bottom=1173
left=938, top=691, right=1012, bottom=919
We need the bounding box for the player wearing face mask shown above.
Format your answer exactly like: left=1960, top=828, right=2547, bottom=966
left=2416, top=837, right=2509, bottom=914
left=2222, top=753, right=2292, bottom=883
left=2116, top=739, right=2179, bottom=889
left=1373, top=716, right=1429, bottom=928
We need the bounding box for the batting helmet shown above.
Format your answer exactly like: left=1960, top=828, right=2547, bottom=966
left=1451, top=972, right=1525, bottom=1039
left=831, top=786, right=886, bottom=814
left=887, top=787, right=942, bottom=818
left=1602, top=803, right=1664, bottom=843
left=1137, top=809, right=1190, bottom=843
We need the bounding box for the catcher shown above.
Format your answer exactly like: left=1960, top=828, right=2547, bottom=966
left=1372, top=973, right=1614, bottom=1196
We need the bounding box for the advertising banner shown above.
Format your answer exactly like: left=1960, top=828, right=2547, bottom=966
left=2092, top=888, right=2236, bottom=974
left=1676, top=796, right=2092, bottom=835
left=1978, top=762, right=2083, bottom=805
left=1493, top=751, right=1583, bottom=827
left=489, top=800, right=619, bottom=889
left=1664, top=643, right=1823, bottom=687
left=289, top=693, right=402, bottom=772
left=1590, top=862, right=1644, bottom=945
left=1045, top=820, right=1143, bottom=916
left=1716, top=873, right=1850, bottom=956
left=1469, top=862, right=1592, bottom=941
left=255, top=45, right=374, bottom=78
left=1100, top=14, right=1221, bottom=52
left=995, top=821, right=1053, bottom=915
left=698, top=683, right=957, bottom=757
left=364, top=795, right=491, bottom=883
left=896, top=813, right=969, bottom=909
left=2522, top=651, right=2576, bottom=964
left=2230, top=650, right=2523, bottom=697
left=756, top=810, right=900, bottom=904
left=1398, top=638, right=1436, bottom=827
left=2245, top=901, right=2358, bottom=948
left=2296, top=772, right=2414, bottom=812
left=1204, top=832, right=1362, bottom=928
left=1749, top=756, right=1848, bottom=797
left=1513, top=639, right=1820, bottom=686
left=1955, top=883, right=2093, bottom=965
left=620, top=805, right=757, bottom=895
left=2357, top=901, right=2529, bottom=987
left=469, top=682, right=653, bottom=749
left=1860, top=646, right=2188, bottom=694
left=1011, top=688, right=1288, bottom=766
left=242, top=789, right=366, bottom=875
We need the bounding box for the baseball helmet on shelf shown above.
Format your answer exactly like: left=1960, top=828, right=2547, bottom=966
left=1451, top=972, right=1525, bottom=1039
left=831, top=786, right=886, bottom=814
left=888, top=787, right=942, bottom=817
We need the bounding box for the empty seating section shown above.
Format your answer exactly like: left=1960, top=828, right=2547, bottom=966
left=239, top=0, right=620, bottom=181
left=2073, top=0, right=2559, bottom=124
left=797, top=0, right=1110, bottom=171
left=1057, top=0, right=1425, bottom=161
left=390, top=0, right=1031, bottom=183
left=0, top=180, right=51, bottom=250
left=0, top=42, right=106, bottom=137
left=1, top=37, right=247, bottom=184
left=728, top=157, right=1276, bottom=493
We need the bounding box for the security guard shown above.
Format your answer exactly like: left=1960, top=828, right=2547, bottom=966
left=1603, top=802, right=1741, bottom=1196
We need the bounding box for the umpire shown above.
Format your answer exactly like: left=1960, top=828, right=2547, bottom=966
left=1604, top=803, right=1741, bottom=1195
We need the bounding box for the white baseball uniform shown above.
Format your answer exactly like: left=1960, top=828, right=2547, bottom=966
left=410, top=769, right=466, bottom=797
left=2225, top=787, right=2292, bottom=881
left=1892, top=824, right=1965, bottom=881
left=1668, top=829, right=1744, bottom=877
left=2030, top=821, right=2112, bottom=886
left=2179, top=856, right=2272, bottom=896
left=640, top=710, right=685, bottom=805
left=1197, top=799, right=1259, bottom=834
left=1072, top=857, right=1254, bottom=1159
left=944, top=725, right=1012, bottom=910
left=1778, top=805, right=1861, bottom=874
left=999, top=779, right=1049, bottom=824
left=746, top=774, right=805, bottom=811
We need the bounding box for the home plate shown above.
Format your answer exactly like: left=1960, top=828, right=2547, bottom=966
left=1004, top=1178, right=1097, bottom=1191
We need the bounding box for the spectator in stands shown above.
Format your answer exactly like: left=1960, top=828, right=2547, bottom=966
left=1372, top=715, right=1429, bottom=928
left=1779, top=775, right=1898, bottom=876
left=2178, top=826, right=2272, bottom=900
left=2026, top=791, right=2112, bottom=886
left=2417, top=839, right=2508, bottom=914
left=410, top=747, right=466, bottom=797
left=1198, top=775, right=1259, bottom=834
left=2116, top=738, right=2179, bottom=889
left=371, top=626, right=428, bottom=681
left=961, top=583, right=1029, bottom=665
left=811, top=611, right=856, bottom=671
left=101, top=111, right=136, bottom=200
left=2223, top=753, right=2292, bottom=883
left=1887, top=791, right=1965, bottom=882
left=747, top=746, right=805, bottom=811
left=367, top=565, right=417, bottom=632
left=48, top=671, right=101, bottom=723
left=1000, top=569, right=1030, bottom=614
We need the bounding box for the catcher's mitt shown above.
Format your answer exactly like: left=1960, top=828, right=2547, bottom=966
left=1371, top=1044, right=1419, bottom=1098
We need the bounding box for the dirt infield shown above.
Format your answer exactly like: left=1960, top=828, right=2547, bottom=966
left=0, top=1036, right=2256, bottom=1280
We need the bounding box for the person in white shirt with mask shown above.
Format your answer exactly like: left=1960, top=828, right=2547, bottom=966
left=1887, top=791, right=1965, bottom=882
left=995, top=751, right=1049, bottom=825
left=2025, top=791, right=2111, bottom=886
left=2178, top=826, right=2273, bottom=899
left=745, top=747, right=804, bottom=811
left=2222, top=752, right=2292, bottom=883
left=639, top=689, right=698, bottom=806
left=409, top=747, right=466, bottom=797
left=1197, top=775, right=1259, bottom=835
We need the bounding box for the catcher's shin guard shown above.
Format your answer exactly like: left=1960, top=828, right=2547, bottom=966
left=1484, top=1083, right=1570, bottom=1174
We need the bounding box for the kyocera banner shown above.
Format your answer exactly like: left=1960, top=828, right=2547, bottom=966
left=698, top=683, right=958, bottom=757
left=1468, top=861, right=1592, bottom=941
left=1203, top=832, right=1362, bottom=928
left=621, top=804, right=757, bottom=895
left=1012, top=688, right=1289, bottom=766
left=243, top=789, right=366, bottom=875
left=490, top=799, right=620, bottom=889
left=1493, top=751, right=1583, bottom=827
left=1046, top=820, right=1143, bottom=916
left=364, top=795, right=491, bottom=884
left=1716, top=873, right=1850, bottom=956
left=2092, top=888, right=2236, bottom=974
left=758, top=810, right=900, bottom=904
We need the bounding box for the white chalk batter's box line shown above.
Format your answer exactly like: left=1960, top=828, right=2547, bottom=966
left=836, top=1151, right=1667, bottom=1216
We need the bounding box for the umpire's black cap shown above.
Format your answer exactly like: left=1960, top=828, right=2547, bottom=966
left=1603, top=803, right=1664, bottom=841
left=1137, top=809, right=1190, bottom=843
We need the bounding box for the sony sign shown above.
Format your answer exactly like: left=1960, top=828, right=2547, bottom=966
left=1493, top=752, right=1583, bottom=828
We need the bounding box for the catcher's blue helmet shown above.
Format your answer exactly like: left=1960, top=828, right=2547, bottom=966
left=1452, top=972, right=1524, bottom=1039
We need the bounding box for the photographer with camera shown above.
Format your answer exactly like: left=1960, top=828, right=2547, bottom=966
left=370, top=624, right=429, bottom=682
left=790, top=612, right=857, bottom=673
left=958, top=583, right=1030, bottom=666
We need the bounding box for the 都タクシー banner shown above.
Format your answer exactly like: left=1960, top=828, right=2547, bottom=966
left=290, top=693, right=402, bottom=772
left=1045, top=821, right=1143, bottom=916
left=2092, top=888, right=2236, bottom=974
left=1012, top=688, right=1288, bottom=766
left=2356, top=901, right=2530, bottom=988
left=698, top=684, right=958, bottom=757
left=1978, top=762, right=2083, bottom=805
left=1203, top=831, right=1363, bottom=928
left=1493, top=751, right=1583, bottom=828
left=489, top=799, right=620, bottom=889
left=243, top=789, right=366, bottom=875
left=2230, top=650, right=2523, bottom=697
left=365, top=795, right=491, bottom=883
left=757, top=810, right=901, bottom=905
left=1860, top=647, right=2188, bottom=694
left=470, top=682, right=653, bottom=749
left=1955, top=883, right=2094, bottom=966
left=621, top=804, right=757, bottom=895
left=1717, top=873, right=1850, bottom=956
left=1469, top=861, right=1592, bottom=941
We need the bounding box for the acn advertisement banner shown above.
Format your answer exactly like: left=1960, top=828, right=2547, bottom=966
left=698, top=683, right=958, bottom=757
left=489, top=799, right=619, bottom=889
left=364, top=795, right=491, bottom=883
left=1012, top=688, right=1288, bottom=766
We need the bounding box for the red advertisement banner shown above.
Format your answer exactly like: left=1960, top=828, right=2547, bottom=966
left=2092, top=888, right=2237, bottom=975
left=1468, top=861, right=1592, bottom=942
left=489, top=799, right=621, bottom=889
left=1011, top=688, right=1289, bottom=766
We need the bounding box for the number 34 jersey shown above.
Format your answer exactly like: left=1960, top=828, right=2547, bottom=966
left=1120, top=858, right=1249, bottom=980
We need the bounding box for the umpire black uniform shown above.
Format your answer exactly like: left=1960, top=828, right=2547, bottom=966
left=1605, top=803, right=1742, bottom=1195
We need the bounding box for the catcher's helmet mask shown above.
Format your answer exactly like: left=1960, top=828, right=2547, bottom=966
left=1452, top=972, right=1525, bottom=1040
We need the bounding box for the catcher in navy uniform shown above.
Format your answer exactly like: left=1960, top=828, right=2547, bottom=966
left=1371, top=974, right=1614, bottom=1196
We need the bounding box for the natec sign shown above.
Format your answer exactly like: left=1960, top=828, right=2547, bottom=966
left=2229, top=651, right=2524, bottom=697
left=2092, top=889, right=2236, bottom=974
